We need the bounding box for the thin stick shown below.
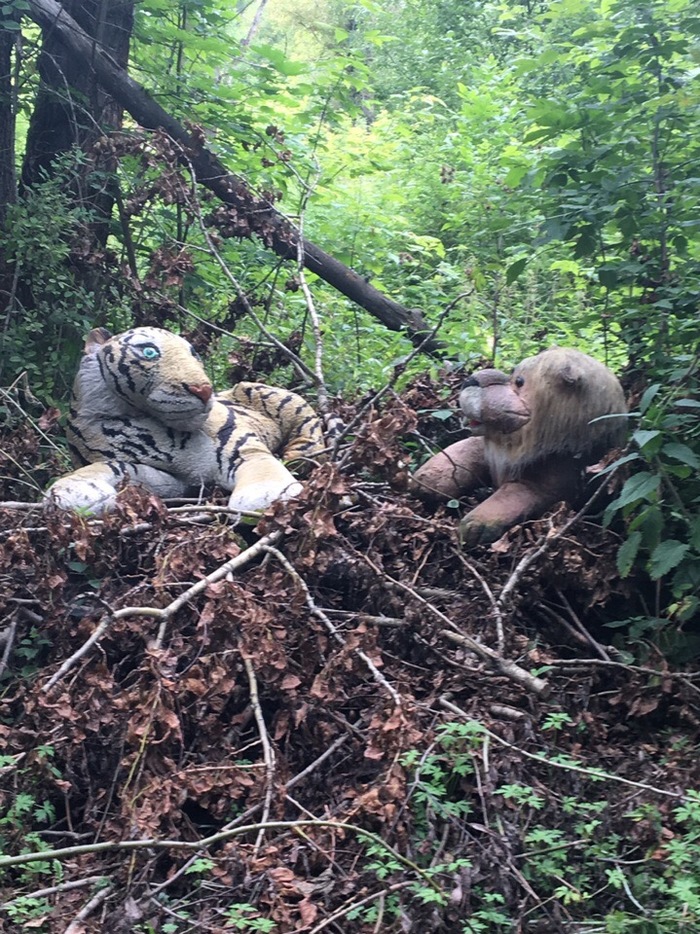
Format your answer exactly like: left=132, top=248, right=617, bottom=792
left=438, top=697, right=682, bottom=798
left=356, top=549, right=548, bottom=696
left=453, top=547, right=505, bottom=651
left=181, top=157, right=318, bottom=386
left=62, top=884, right=113, bottom=934
left=0, top=614, right=18, bottom=681
left=41, top=530, right=283, bottom=692
left=496, top=473, right=621, bottom=610
left=333, top=292, right=472, bottom=462
left=262, top=545, right=403, bottom=707
left=242, top=656, right=276, bottom=857
left=295, top=169, right=329, bottom=412
left=0, top=820, right=443, bottom=893
left=0, top=876, right=108, bottom=910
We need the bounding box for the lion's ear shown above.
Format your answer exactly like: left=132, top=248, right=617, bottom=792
left=558, top=361, right=586, bottom=390
left=84, top=328, right=112, bottom=354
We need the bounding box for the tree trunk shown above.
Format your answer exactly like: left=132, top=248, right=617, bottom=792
left=0, top=24, right=16, bottom=230
left=25, top=0, right=444, bottom=355
left=21, top=0, right=134, bottom=252
left=0, top=21, right=18, bottom=309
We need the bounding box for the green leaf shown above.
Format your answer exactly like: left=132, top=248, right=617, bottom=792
left=506, top=257, right=528, bottom=284
left=616, top=472, right=661, bottom=508
left=638, top=384, right=661, bottom=415
left=662, top=442, right=700, bottom=469
left=250, top=44, right=308, bottom=76
left=617, top=531, right=641, bottom=578
left=632, top=429, right=661, bottom=451
left=649, top=540, right=690, bottom=580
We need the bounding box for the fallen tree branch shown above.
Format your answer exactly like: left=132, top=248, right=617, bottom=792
left=25, top=0, right=445, bottom=354
left=0, top=819, right=443, bottom=894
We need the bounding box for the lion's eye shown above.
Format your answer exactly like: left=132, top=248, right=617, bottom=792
left=140, top=345, right=161, bottom=360
left=514, top=376, right=525, bottom=388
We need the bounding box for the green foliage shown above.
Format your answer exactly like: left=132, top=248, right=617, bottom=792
left=0, top=155, right=132, bottom=400
left=395, top=721, right=700, bottom=931
left=0, top=747, right=62, bottom=905
left=224, top=903, right=277, bottom=931
left=603, top=359, right=700, bottom=659
left=517, top=0, right=700, bottom=365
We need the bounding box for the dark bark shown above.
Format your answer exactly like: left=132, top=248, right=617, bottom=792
left=21, top=0, right=134, bottom=192
left=0, top=21, right=17, bottom=308
left=0, top=23, right=16, bottom=230
left=25, top=0, right=444, bottom=355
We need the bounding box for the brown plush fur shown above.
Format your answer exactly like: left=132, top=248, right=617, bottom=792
left=412, top=348, right=628, bottom=545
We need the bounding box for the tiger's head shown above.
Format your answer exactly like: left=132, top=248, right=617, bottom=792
left=81, top=327, right=214, bottom=429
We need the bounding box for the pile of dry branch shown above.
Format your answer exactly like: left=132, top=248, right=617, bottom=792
left=1, top=381, right=698, bottom=933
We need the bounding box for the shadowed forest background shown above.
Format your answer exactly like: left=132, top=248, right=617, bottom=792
left=1, top=1, right=700, bottom=931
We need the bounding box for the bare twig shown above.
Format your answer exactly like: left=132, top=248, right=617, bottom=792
left=0, top=876, right=108, bottom=911
left=181, top=159, right=318, bottom=387
left=554, top=588, right=611, bottom=661
left=295, top=167, right=329, bottom=412
left=0, top=613, right=18, bottom=681
left=242, top=655, right=276, bottom=857
left=0, top=820, right=443, bottom=894
left=262, top=545, right=403, bottom=707
left=62, top=883, right=114, bottom=934
left=356, top=549, right=549, bottom=696
left=496, top=472, right=622, bottom=610
left=41, top=530, right=283, bottom=692
left=333, top=292, right=472, bottom=462
left=307, top=881, right=416, bottom=934
left=453, top=547, right=505, bottom=651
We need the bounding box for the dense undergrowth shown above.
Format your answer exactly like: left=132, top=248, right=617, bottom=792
left=1, top=381, right=700, bottom=933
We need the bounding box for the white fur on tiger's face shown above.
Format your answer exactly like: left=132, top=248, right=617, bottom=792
left=45, top=327, right=325, bottom=515
left=76, top=327, right=214, bottom=430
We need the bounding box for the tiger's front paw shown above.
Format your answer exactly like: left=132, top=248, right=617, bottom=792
left=44, top=475, right=118, bottom=515
left=227, top=480, right=303, bottom=513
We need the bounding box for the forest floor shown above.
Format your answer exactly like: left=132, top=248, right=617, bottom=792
left=1, top=376, right=699, bottom=933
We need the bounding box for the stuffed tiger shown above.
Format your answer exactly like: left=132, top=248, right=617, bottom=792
left=44, top=326, right=326, bottom=515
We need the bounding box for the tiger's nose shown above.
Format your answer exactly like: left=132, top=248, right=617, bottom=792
left=186, top=382, right=213, bottom=404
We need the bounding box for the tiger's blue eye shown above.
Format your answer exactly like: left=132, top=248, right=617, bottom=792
left=141, top=345, right=160, bottom=360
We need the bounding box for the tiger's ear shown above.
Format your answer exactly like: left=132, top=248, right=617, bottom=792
left=84, top=328, right=112, bottom=354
